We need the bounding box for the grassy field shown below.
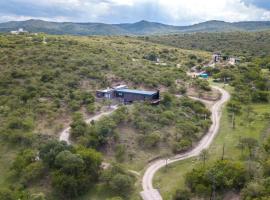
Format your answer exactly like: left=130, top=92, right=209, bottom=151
left=153, top=85, right=270, bottom=200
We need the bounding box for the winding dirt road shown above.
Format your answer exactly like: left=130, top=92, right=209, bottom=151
left=140, top=86, right=230, bottom=200
left=59, top=105, right=118, bottom=144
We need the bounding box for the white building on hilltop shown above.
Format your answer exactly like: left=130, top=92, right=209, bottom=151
left=10, top=28, right=28, bottom=35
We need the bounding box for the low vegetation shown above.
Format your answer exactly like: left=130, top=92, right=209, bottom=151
left=145, top=31, right=270, bottom=57
left=0, top=33, right=211, bottom=199
left=70, top=94, right=211, bottom=170
left=148, top=32, right=270, bottom=199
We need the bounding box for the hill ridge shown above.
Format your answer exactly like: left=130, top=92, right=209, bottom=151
left=1, top=19, right=270, bottom=35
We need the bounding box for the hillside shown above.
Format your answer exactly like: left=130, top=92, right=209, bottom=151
left=0, top=33, right=210, bottom=136
left=145, top=31, right=270, bottom=57
left=0, top=33, right=211, bottom=199
left=1, top=19, right=270, bottom=35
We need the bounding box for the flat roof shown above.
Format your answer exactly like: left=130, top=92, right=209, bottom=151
left=116, top=88, right=157, bottom=96
left=97, top=89, right=113, bottom=93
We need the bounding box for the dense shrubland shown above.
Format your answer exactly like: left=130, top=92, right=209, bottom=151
left=149, top=32, right=270, bottom=200
left=0, top=34, right=211, bottom=199
left=205, top=62, right=270, bottom=104
left=145, top=31, right=270, bottom=58
left=174, top=130, right=270, bottom=200
left=172, top=63, right=270, bottom=200
left=0, top=34, right=208, bottom=145
left=69, top=94, right=211, bottom=165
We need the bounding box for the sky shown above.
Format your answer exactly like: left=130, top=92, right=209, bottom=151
left=0, top=0, right=270, bottom=25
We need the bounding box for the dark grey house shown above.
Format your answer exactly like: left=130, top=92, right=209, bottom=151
left=96, top=85, right=160, bottom=104
left=114, top=88, right=159, bottom=103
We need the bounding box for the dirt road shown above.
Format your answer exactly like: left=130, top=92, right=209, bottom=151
left=59, top=105, right=118, bottom=144
left=140, top=86, right=230, bottom=200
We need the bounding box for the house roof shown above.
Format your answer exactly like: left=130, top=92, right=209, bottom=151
left=115, top=88, right=157, bottom=96
left=97, top=88, right=113, bottom=93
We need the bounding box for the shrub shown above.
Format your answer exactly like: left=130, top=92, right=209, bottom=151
left=172, top=139, right=192, bottom=153
left=110, top=174, right=134, bottom=197
left=138, top=132, right=160, bottom=148
left=21, top=161, right=46, bottom=185
left=115, top=144, right=126, bottom=162
left=173, top=188, right=192, bottom=200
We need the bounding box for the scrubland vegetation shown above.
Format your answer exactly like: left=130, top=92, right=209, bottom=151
left=149, top=32, right=270, bottom=200
left=1, top=30, right=269, bottom=200
left=70, top=94, right=211, bottom=170
left=0, top=33, right=210, bottom=199
left=145, top=31, right=270, bottom=58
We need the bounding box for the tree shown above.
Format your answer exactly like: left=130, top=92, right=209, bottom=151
left=51, top=147, right=102, bottom=198
left=52, top=171, right=85, bottom=198
left=263, top=136, right=270, bottom=153
left=0, top=187, right=30, bottom=200
left=0, top=188, right=17, bottom=200
left=21, top=161, right=46, bottom=185
left=31, top=193, right=46, bottom=200
left=239, top=137, right=258, bottom=159
left=115, top=144, right=126, bottom=162
left=106, top=197, right=123, bottom=200
left=12, top=149, right=36, bottom=175
left=70, top=113, right=87, bottom=139
left=54, top=150, right=85, bottom=175
left=163, top=152, right=172, bottom=169
left=185, top=160, right=247, bottom=196
left=227, top=101, right=241, bottom=129
left=81, top=92, right=94, bottom=105
left=139, top=132, right=160, bottom=149
left=172, top=139, right=192, bottom=153
left=128, top=151, right=135, bottom=161
left=39, top=140, right=73, bottom=167
left=87, top=103, right=96, bottom=113
left=241, top=181, right=265, bottom=200
left=173, top=188, right=191, bottom=200
left=76, top=146, right=102, bottom=180
left=162, top=93, right=173, bottom=107
left=110, top=174, right=134, bottom=197
left=199, top=149, right=209, bottom=167
left=143, top=52, right=158, bottom=61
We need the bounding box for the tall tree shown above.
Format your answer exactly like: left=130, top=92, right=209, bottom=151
left=227, top=101, right=241, bottom=129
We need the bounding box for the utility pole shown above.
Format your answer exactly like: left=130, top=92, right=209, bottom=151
left=232, top=112, right=235, bottom=129
left=221, top=143, right=225, bottom=160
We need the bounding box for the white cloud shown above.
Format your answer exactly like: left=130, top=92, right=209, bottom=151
left=0, top=14, right=71, bottom=23
left=155, top=0, right=270, bottom=24
left=1, top=0, right=270, bottom=24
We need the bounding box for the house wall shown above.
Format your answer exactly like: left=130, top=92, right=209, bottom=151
left=97, top=88, right=159, bottom=103
left=123, top=93, right=151, bottom=102
left=96, top=91, right=114, bottom=99
left=115, top=91, right=159, bottom=102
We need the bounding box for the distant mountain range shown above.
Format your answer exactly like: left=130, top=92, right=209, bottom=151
left=1, top=19, right=270, bottom=35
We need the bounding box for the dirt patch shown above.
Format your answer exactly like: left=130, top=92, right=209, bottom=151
left=223, top=192, right=240, bottom=200
left=187, top=87, right=221, bottom=101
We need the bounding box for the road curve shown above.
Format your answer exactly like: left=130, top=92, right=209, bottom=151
left=59, top=105, right=118, bottom=144
left=140, top=86, right=230, bottom=200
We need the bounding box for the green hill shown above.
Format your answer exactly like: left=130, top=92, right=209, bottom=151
left=146, top=31, right=270, bottom=57
left=1, top=19, right=270, bottom=35
left=0, top=33, right=211, bottom=199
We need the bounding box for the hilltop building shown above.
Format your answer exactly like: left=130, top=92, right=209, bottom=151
left=10, top=28, right=28, bottom=35
left=212, top=53, right=222, bottom=62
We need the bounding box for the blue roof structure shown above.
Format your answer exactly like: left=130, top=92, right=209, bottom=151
left=115, top=88, right=157, bottom=96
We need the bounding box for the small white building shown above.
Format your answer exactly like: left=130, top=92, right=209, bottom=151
left=228, top=57, right=240, bottom=65
left=212, top=53, right=222, bottom=63
left=10, top=28, right=28, bottom=35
